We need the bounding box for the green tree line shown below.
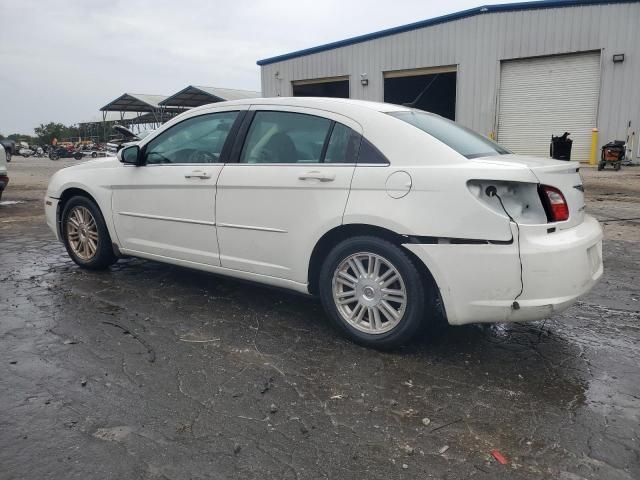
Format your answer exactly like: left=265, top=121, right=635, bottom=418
left=0, top=122, right=80, bottom=145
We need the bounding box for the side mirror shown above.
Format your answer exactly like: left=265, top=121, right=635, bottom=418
left=118, top=145, right=142, bottom=165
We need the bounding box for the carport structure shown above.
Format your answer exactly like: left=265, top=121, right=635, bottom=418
left=100, top=93, right=180, bottom=131
left=159, top=85, right=261, bottom=109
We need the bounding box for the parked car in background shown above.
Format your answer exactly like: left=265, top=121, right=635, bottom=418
left=0, top=145, right=9, bottom=201
left=19, top=147, right=34, bottom=157
left=44, top=98, right=603, bottom=348
left=105, top=125, right=154, bottom=154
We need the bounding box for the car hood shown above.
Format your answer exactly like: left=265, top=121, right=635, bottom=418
left=62, top=156, right=120, bottom=171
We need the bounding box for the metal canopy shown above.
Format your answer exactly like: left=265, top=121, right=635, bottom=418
left=159, top=85, right=261, bottom=108
left=100, top=93, right=168, bottom=112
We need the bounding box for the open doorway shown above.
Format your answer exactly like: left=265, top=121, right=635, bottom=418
left=292, top=77, right=349, bottom=98
left=384, top=67, right=457, bottom=120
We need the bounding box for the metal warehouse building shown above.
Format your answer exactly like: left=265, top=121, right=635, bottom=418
left=257, top=0, right=640, bottom=163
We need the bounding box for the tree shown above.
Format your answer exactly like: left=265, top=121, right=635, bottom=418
left=34, top=122, right=67, bottom=145
left=5, top=133, right=36, bottom=144
left=33, top=122, right=81, bottom=144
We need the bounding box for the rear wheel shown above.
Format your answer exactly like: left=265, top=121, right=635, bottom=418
left=614, top=161, right=621, bottom=171
left=61, top=196, right=117, bottom=269
left=319, top=236, right=429, bottom=349
left=597, top=161, right=605, bottom=171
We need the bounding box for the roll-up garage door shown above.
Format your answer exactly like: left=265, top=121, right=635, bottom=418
left=497, top=52, right=600, bottom=162
left=292, top=76, right=349, bottom=98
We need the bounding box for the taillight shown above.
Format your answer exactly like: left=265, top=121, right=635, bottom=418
left=539, top=185, right=569, bottom=222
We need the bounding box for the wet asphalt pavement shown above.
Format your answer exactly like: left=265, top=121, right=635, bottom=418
left=1, top=157, right=639, bottom=479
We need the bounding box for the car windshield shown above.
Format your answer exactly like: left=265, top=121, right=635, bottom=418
left=388, top=110, right=511, bottom=159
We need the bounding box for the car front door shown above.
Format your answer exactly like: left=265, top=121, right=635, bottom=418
left=111, top=108, right=243, bottom=266
left=215, top=106, right=362, bottom=284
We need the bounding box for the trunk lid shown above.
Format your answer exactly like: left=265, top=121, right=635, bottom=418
left=472, top=154, right=585, bottom=229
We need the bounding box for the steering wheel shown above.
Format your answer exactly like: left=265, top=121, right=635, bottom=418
left=187, top=150, right=217, bottom=163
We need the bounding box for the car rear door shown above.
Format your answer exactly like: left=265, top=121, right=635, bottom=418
left=215, top=106, right=362, bottom=284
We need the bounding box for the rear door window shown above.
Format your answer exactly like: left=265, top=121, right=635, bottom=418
left=240, top=111, right=332, bottom=164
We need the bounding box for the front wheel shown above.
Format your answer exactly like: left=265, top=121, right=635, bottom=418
left=319, top=236, right=429, bottom=349
left=61, top=196, right=117, bottom=269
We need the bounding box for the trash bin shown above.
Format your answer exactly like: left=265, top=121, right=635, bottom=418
left=550, top=132, right=573, bottom=160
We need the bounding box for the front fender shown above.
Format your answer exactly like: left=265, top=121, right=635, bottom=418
left=47, top=167, right=120, bottom=248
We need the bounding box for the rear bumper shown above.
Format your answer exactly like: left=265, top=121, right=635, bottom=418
left=404, top=215, right=603, bottom=325
left=44, top=196, right=60, bottom=241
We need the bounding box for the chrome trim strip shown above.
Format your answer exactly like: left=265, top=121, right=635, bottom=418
left=217, top=222, right=287, bottom=233
left=118, top=211, right=216, bottom=226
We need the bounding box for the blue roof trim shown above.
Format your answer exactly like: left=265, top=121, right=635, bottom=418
left=257, top=0, right=635, bottom=66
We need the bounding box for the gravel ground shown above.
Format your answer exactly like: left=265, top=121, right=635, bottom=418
left=1, top=155, right=639, bottom=479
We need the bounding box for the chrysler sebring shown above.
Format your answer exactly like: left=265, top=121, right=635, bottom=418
left=45, top=98, right=603, bottom=348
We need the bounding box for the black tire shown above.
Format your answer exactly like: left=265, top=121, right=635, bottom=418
left=73, top=152, right=83, bottom=160
left=5, top=153, right=10, bottom=163
left=597, top=162, right=604, bottom=171
left=319, top=236, right=429, bottom=349
left=614, top=162, right=621, bottom=171
left=61, top=196, right=117, bottom=270
left=91, top=152, right=97, bottom=158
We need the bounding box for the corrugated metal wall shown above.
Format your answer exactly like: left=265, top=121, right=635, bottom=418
left=260, top=2, right=640, bottom=159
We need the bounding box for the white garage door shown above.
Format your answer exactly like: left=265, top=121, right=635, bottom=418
left=497, top=52, right=600, bottom=162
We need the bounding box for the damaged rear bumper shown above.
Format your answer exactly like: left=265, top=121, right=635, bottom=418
left=403, top=215, right=603, bottom=325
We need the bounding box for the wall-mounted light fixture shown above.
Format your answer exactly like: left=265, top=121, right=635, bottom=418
left=360, top=73, right=369, bottom=86
left=613, top=53, right=625, bottom=63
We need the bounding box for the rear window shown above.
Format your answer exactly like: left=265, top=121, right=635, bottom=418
left=388, top=111, right=510, bottom=159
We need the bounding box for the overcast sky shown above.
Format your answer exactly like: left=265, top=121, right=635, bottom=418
left=0, top=0, right=520, bottom=135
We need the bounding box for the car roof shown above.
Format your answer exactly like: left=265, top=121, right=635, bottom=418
left=189, top=96, right=412, bottom=116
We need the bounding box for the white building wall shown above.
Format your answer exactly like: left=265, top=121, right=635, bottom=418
left=260, top=2, right=640, bottom=158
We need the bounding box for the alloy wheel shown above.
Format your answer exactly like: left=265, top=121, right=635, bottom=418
left=66, top=206, right=99, bottom=261
left=332, top=252, right=407, bottom=334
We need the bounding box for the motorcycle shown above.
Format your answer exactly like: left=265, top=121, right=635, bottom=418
left=49, top=146, right=83, bottom=161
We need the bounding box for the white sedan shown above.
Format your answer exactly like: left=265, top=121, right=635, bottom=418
left=45, top=97, right=603, bottom=348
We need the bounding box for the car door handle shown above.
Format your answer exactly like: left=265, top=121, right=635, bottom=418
left=185, top=170, right=211, bottom=179
left=298, top=171, right=335, bottom=182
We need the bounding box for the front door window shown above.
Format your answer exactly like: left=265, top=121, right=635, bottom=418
left=144, top=111, right=239, bottom=164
